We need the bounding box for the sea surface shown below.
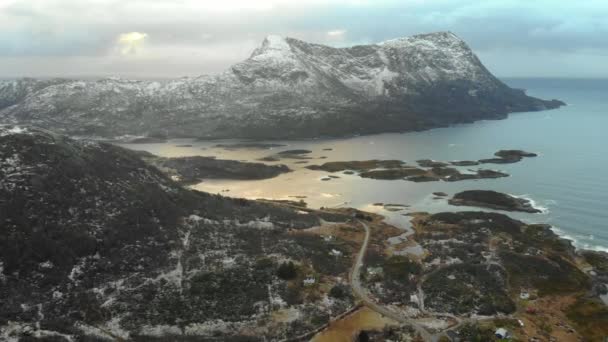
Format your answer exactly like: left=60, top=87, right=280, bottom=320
left=122, top=78, right=608, bottom=252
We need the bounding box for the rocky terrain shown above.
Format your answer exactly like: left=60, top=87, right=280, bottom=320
left=479, top=149, right=538, bottom=164
left=305, top=148, right=543, bottom=184
left=306, top=159, right=508, bottom=182
left=214, top=142, right=286, bottom=150
left=260, top=149, right=315, bottom=162
left=355, top=210, right=607, bottom=341
left=137, top=151, right=291, bottom=185
left=0, top=32, right=563, bottom=139
left=1, top=125, right=606, bottom=341
left=448, top=190, right=542, bottom=213
left=421, top=149, right=538, bottom=167
left=0, top=125, right=362, bottom=341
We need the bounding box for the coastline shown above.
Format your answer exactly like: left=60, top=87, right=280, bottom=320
left=118, top=131, right=608, bottom=254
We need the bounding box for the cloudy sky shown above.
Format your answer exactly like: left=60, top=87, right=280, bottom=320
left=1, top=0, right=607, bottom=78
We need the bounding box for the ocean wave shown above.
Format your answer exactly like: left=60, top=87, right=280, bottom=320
left=551, top=226, right=608, bottom=253
left=509, top=193, right=550, bottom=214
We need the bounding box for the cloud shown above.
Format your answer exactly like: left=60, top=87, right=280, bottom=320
left=1, top=0, right=608, bottom=77
left=117, top=32, right=148, bottom=55
left=327, top=29, right=347, bottom=37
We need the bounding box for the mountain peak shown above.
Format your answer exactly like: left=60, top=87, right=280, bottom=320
left=0, top=31, right=563, bottom=140
left=263, top=34, right=288, bottom=46
left=250, top=34, right=293, bottom=58
left=379, top=30, right=464, bottom=46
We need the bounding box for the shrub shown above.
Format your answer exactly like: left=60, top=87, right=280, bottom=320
left=277, top=261, right=297, bottom=280
left=329, top=284, right=349, bottom=299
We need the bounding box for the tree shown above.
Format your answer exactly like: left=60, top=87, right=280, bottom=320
left=329, top=284, right=348, bottom=299
left=357, top=331, right=370, bottom=342
left=276, top=261, right=297, bottom=280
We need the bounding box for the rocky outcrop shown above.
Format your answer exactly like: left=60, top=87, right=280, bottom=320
left=0, top=32, right=563, bottom=139
left=479, top=149, right=538, bottom=164
left=306, top=159, right=509, bottom=182
left=448, top=190, right=541, bottom=213
left=138, top=152, right=291, bottom=184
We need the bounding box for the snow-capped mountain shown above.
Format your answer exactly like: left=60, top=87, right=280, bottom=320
left=0, top=32, right=563, bottom=139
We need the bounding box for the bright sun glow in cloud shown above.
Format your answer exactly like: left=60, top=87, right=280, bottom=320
left=327, top=29, right=347, bottom=37
left=2, top=0, right=608, bottom=78
left=117, top=32, right=148, bottom=55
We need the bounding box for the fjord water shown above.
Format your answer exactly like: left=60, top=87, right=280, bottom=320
left=124, top=78, right=608, bottom=252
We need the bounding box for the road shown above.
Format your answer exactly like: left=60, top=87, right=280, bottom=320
left=350, top=220, right=435, bottom=341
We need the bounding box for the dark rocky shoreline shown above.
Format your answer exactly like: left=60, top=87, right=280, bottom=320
left=448, top=190, right=542, bottom=213
left=137, top=152, right=291, bottom=184
left=479, top=149, right=538, bottom=164
left=306, top=159, right=509, bottom=182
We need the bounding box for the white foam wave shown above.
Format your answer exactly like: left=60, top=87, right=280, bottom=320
left=509, top=193, right=550, bottom=214
left=551, top=226, right=608, bottom=253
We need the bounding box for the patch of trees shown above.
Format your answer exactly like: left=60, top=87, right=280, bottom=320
left=277, top=261, right=297, bottom=280
left=500, top=251, right=590, bottom=296
left=329, top=284, right=351, bottom=299
left=423, top=263, right=515, bottom=315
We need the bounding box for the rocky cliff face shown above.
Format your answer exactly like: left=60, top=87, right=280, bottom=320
left=0, top=125, right=354, bottom=341
left=0, top=32, right=563, bottom=139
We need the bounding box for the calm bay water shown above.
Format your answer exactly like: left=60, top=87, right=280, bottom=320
left=123, top=78, right=608, bottom=252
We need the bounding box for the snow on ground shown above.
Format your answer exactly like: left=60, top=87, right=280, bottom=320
left=0, top=322, right=75, bottom=342
left=104, top=316, right=130, bottom=339
left=415, top=317, right=451, bottom=330
left=183, top=320, right=241, bottom=336
left=75, top=323, right=115, bottom=341
left=0, top=126, right=28, bottom=136
left=139, top=325, right=183, bottom=337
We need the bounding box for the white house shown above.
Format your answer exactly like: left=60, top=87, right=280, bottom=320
left=367, top=267, right=383, bottom=276
left=330, top=249, right=342, bottom=257
left=303, top=276, right=316, bottom=286
left=495, top=328, right=509, bottom=339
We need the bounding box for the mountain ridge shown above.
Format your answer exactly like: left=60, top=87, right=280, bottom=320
left=0, top=124, right=357, bottom=340
left=0, top=32, right=564, bottom=139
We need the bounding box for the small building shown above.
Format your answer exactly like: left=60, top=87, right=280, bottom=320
left=367, top=267, right=383, bottom=276
left=322, top=235, right=335, bottom=242
left=329, top=249, right=342, bottom=257
left=495, top=328, right=509, bottom=339
left=520, top=291, right=530, bottom=300
left=303, top=276, right=316, bottom=286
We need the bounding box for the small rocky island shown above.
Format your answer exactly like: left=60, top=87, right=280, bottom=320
left=305, top=149, right=542, bottom=184
left=259, top=149, right=314, bottom=162
left=413, top=150, right=538, bottom=168
left=138, top=151, right=290, bottom=184
left=448, top=190, right=542, bottom=213
left=307, top=160, right=508, bottom=182
left=479, top=149, right=538, bottom=164
left=214, top=142, right=286, bottom=150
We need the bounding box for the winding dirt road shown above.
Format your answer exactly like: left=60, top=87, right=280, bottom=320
left=349, top=220, right=434, bottom=341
